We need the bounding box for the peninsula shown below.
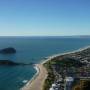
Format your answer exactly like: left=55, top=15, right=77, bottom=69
left=21, top=46, right=90, bottom=90
left=0, top=60, right=34, bottom=66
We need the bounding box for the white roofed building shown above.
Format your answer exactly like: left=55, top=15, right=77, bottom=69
left=65, top=77, right=74, bottom=90
left=49, top=87, right=54, bottom=90
left=65, top=77, right=74, bottom=82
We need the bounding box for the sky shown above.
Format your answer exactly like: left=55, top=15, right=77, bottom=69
left=0, top=0, right=90, bottom=36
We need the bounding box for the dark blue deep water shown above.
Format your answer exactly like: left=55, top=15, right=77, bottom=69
left=0, top=36, right=90, bottom=90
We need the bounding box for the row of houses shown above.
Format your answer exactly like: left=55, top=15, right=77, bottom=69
left=49, top=77, right=74, bottom=90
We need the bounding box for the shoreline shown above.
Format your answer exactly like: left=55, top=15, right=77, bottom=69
left=41, top=45, right=90, bottom=64
left=21, top=45, right=90, bottom=90
left=20, top=64, right=40, bottom=90
left=21, top=64, right=47, bottom=90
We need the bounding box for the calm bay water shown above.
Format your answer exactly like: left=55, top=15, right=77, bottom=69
left=0, top=36, right=90, bottom=90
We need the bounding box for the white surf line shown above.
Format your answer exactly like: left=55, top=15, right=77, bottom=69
left=20, top=64, right=40, bottom=90
left=41, top=45, right=90, bottom=64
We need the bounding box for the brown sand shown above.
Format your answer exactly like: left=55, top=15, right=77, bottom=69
left=21, top=64, right=47, bottom=90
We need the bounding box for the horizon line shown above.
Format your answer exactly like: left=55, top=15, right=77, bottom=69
left=0, top=35, right=90, bottom=37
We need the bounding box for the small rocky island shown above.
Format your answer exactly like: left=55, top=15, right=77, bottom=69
left=0, top=47, right=16, bottom=54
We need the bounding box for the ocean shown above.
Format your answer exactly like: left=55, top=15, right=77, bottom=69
left=0, top=36, right=90, bottom=90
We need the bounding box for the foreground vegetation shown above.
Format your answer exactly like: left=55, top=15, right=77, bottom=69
left=43, top=61, right=55, bottom=90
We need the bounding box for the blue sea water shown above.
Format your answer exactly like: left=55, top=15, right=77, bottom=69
left=0, top=36, right=90, bottom=90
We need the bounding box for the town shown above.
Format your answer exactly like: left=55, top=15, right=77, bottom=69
left=43, top=48, right=90, bottom=90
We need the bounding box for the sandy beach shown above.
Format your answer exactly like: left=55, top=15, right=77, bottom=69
left=21, top=45, right=90, bottom=90
left=21, top=64, right=47, bottom=90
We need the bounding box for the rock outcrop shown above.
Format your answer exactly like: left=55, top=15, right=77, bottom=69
left=0, top=47, right=16, bottom=54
